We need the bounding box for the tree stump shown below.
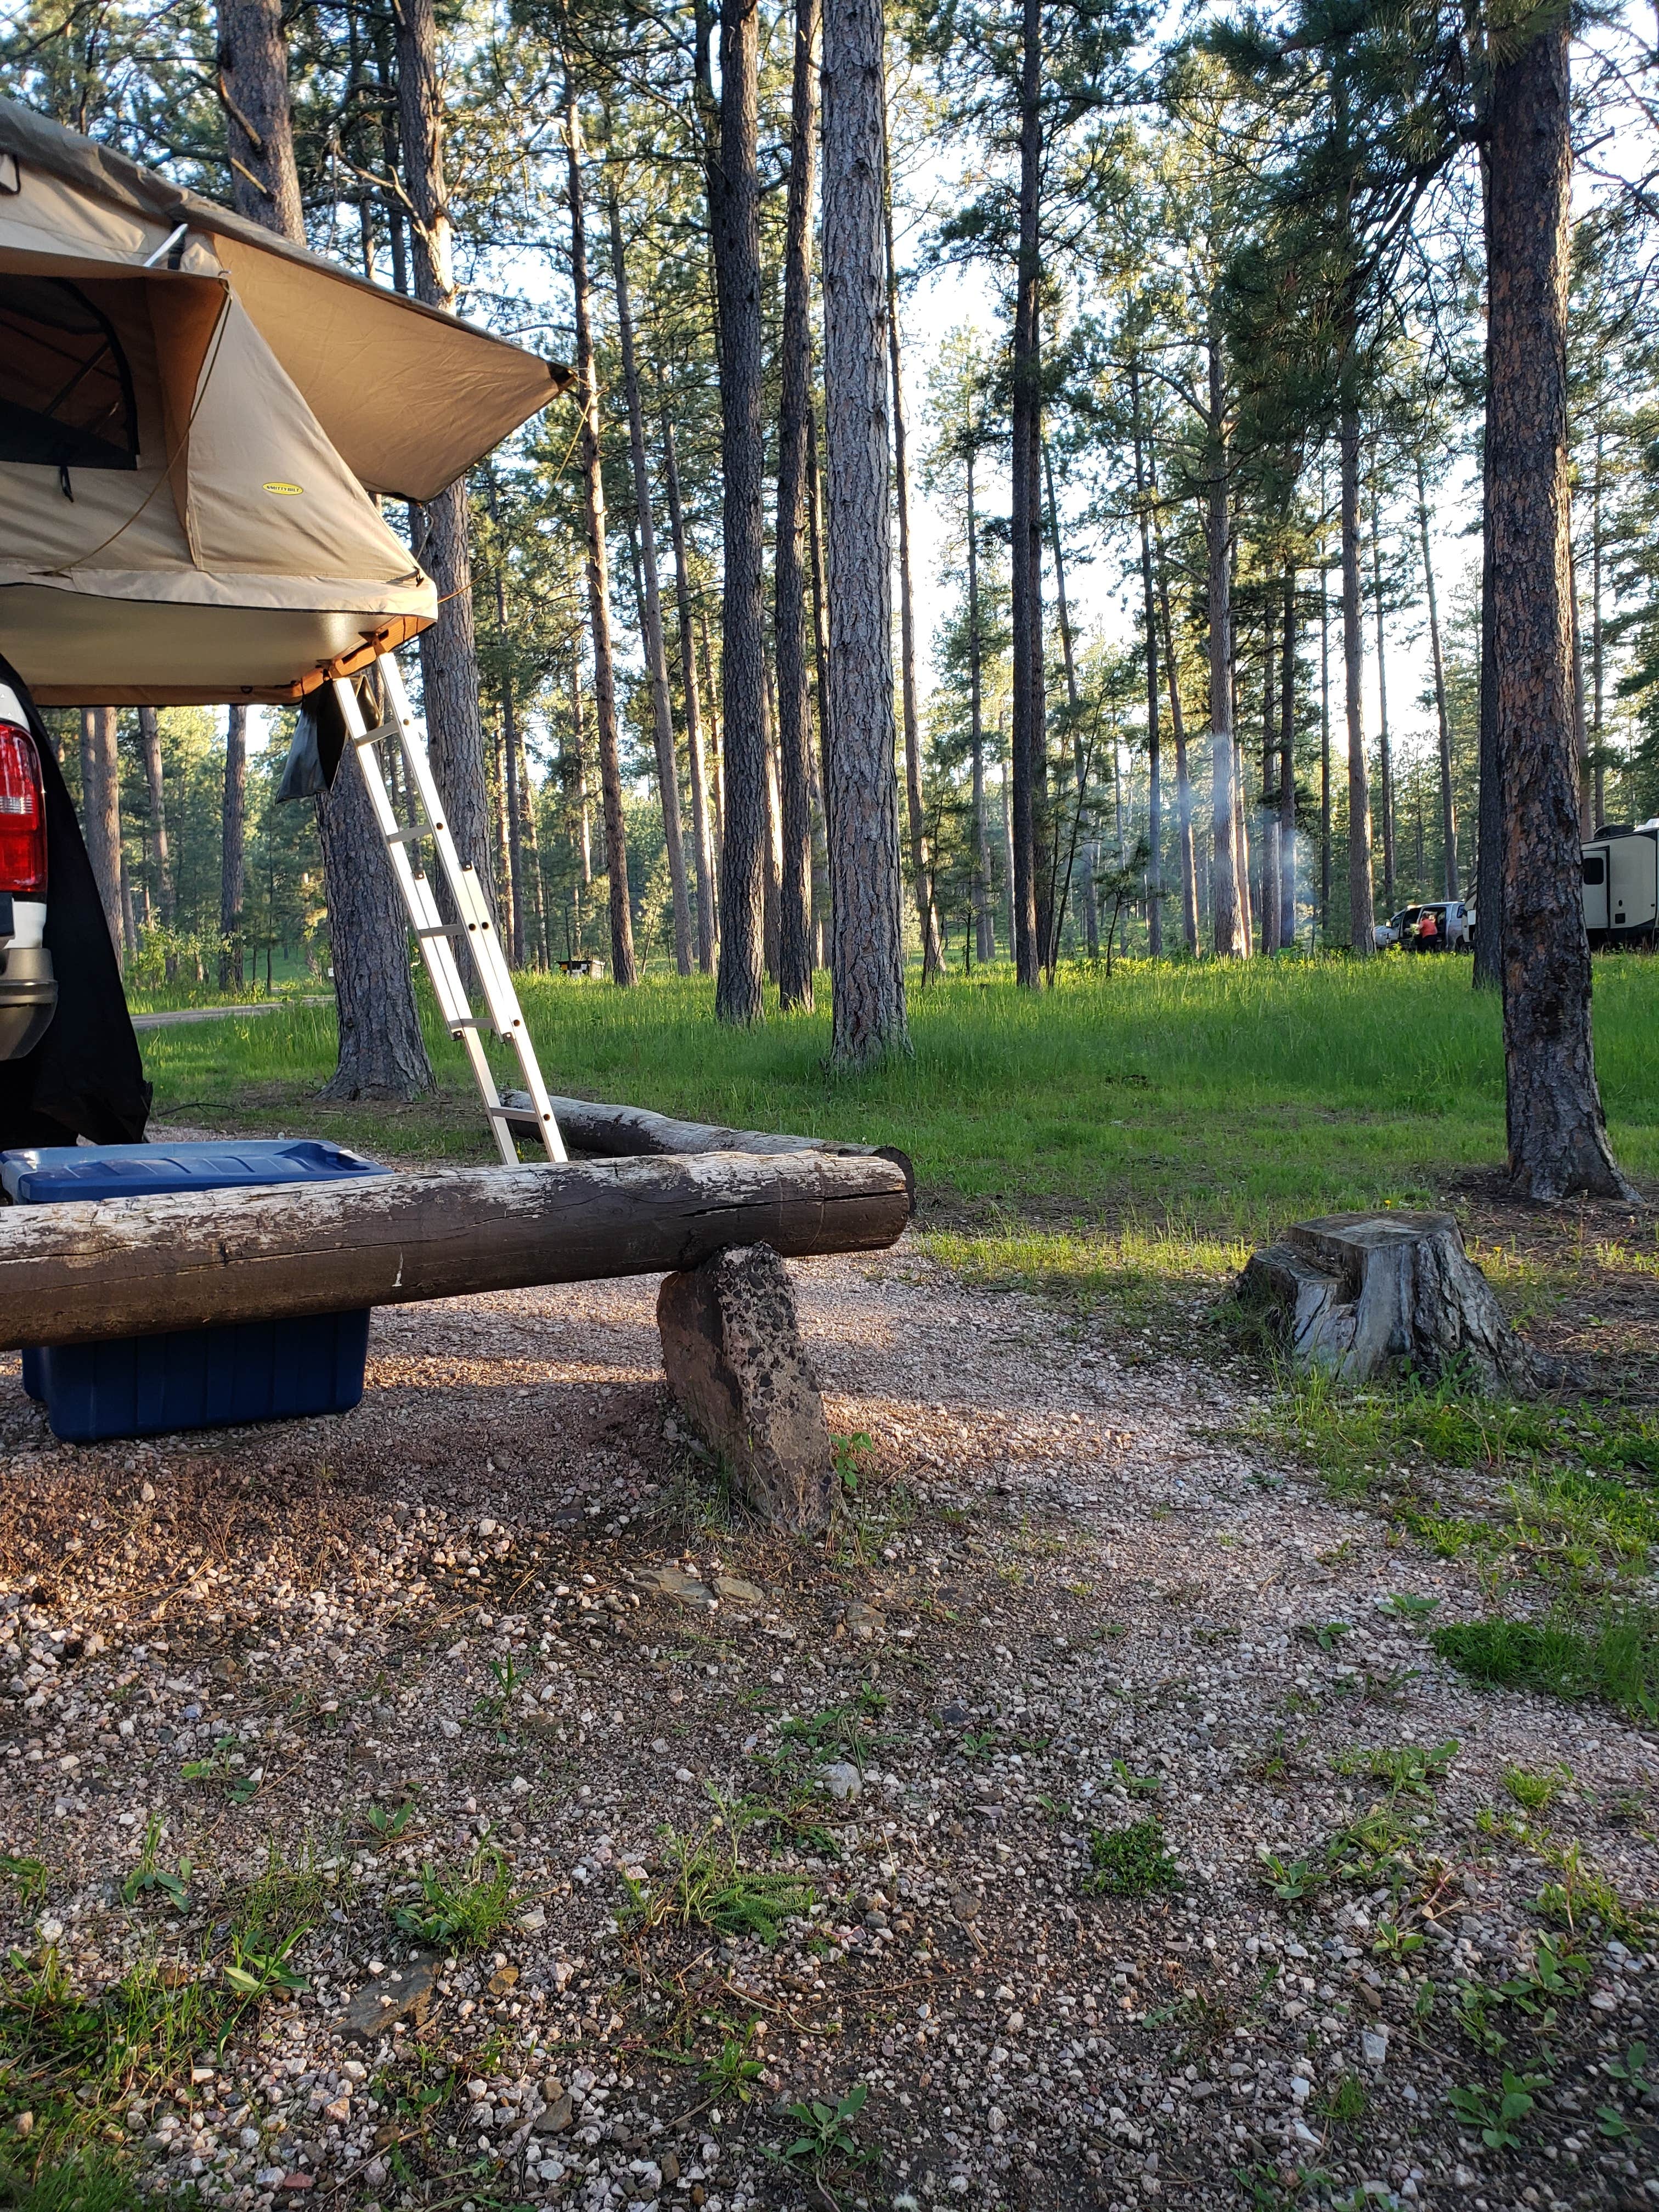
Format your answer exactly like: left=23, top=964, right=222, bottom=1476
left=656, top=1242, right=836, bottom=1529
left=1238, top=1210, right=1555, bottom=1396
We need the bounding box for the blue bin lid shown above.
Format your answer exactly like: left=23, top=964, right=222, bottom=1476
left=0, top=1139, right=390, bottom=1205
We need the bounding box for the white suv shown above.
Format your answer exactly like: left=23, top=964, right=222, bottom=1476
left=0, top=678, right=55, bottom=1058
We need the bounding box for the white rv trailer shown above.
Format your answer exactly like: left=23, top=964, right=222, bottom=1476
left=1582, top=823, right=1659, bottom=947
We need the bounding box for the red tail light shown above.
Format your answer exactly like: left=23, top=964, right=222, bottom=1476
left=0, top=721, right=47, bottom=898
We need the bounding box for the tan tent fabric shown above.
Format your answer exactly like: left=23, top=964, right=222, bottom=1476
left=0, top=97, right=570, bottom=704
left=0, top=97, right=571, bottom=500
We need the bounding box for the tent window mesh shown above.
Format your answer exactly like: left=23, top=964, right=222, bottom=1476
left=0, top=276, right=138, bottom=470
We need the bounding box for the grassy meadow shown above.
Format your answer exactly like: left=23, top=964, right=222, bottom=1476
left=135, top=952, right=1659, bottom=1294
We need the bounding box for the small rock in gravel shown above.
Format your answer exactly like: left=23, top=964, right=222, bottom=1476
left=339, top=1953, right=441, bottom=2046
left=637, top=1564, right=715, bottom=1608
left=534, top=2091, right=574, bottom=2135
left=712, top=1573, right=765, bottom=1606
left=823, top=1761, right=861, bottom=1801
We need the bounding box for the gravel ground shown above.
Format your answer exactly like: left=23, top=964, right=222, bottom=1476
left=0, top=1239, right=1654, bottom=2212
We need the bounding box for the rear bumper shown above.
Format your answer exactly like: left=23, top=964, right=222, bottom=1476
left=0, top=943, right=56, bottom=1060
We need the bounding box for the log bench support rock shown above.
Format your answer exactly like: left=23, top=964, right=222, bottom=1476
left=1238, top=1210, right=1554, bottom=1395
left=657, top=1243, right=836, bottom=1530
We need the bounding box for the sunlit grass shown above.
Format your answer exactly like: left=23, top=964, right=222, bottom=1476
left=136, top=953, right=1659, bottom=1239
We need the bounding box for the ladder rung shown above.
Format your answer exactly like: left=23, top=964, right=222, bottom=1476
left=416, top=922, right=469, bottom=939
left=385, top=824, right=427, bottom=845
left=353, top=721, right=400, bottom=748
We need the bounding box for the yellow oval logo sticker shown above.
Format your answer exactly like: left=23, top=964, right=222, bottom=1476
left=263, top=480, right=303, bottom=496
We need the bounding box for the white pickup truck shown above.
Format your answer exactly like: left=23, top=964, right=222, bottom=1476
left=0, top=676, right=54, bottom=1058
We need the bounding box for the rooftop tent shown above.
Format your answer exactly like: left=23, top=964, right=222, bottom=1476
left=0, top=98, right=571, bottom=707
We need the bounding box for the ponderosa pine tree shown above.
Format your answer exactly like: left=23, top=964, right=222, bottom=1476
left=822, top=0, right=910, bottom=1062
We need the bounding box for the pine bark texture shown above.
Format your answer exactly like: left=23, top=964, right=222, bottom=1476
left=1341, top=405, right=1375, bottom=952
left=967, top=449, right=995, bottom=963
left=1279, top=569, right=1297, bottom=950
left=1132, top=382, right=1163, bottom=957
left=567, top=89, right=636, bottom=986
left=1206, top=325, right=1243, bottom=958
left=318, top=715, right=435, bottom=1100
left=1008, top=0, right=1043, bottom=988
left=396, top=0, right=493, bottom=916
left=1487, top=20, right=1631, bottom=1200
left=821, top=0, right=910, bottom=1065
left=662, top=413, right=718, bottom=968
left=610, top=191, right=692, bottom=976
left=1153, top=506, right=1200, bottom=952
left=78, top=708, right=122, bottom=963
left=219, top=704, right=246, bottom=989
left=712, top=0, right=768, bottom=1025
left=216, top=0, right=306, bottom=239
left=775, top=0, right=820, bottom=1012
left=1371, top=490, right=1395, bottom=913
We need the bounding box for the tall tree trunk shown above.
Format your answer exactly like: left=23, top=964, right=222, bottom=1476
left=520, top=748, right=548, bottom=968
left=1008, top=0, right=1043, bottom=988
left=1206, top=318, right=1243, bottom=957
left=1279, top=565, right=1297, bottom=950
left=610, top=187, right=692, bottom=975
left=1592, top=414, right=1606, bottom=828
left=699, top=608, right=725, bottom=849
left=710, top=0, right=768, bottom=1024
left=78, top=708, right=122, bottom=964
left=1320, top=553, right=1332, bottom=936
left=1001, top=728, right=1016, bottom=952
left=569, top=654, right=592, bottom=889
left=967, top=447, right=995, bottom=963
left=1043, top=437, right=1099, bottom=959
left=396, top=0, right=492, bottom=917
left=1130, top=370, right=1163, bottom=956
left=220, top=0, right=427, bottom=1089
left=1570, top=539, right=1593, bottom=838
left=775, top=0, right=820, bottom=1011
left=216, top=0, right=306, bottom=238
left=486, top=469, right=527, bottom=968
left=1415, top=454, right=1459, bottom=898
left=1487, top=17, right=1630, bottom=1199
left=1234, top=731, right=1254, bottom=954
left=1341, top=403, right=1375, bottom=952
left=566, top=82, right=636, bottom=984
left=661, top=412, right=718, bottom=967
left=1260, top=630, right=1280, bottom=955
left=138, top=706, right=173, bottom=932
left=1152, top=506, right=1199, bottom=952
left=318, top=669, right=434, bottom=1100
left=1369, top=468, right=1395, bottom=911
left=806, top=403, right=834, bottom=961
left=821, top=0, right=910, bottom=1064
left=883, top=112, right=942, bottom=978
left=220, top=704, right=247, bottom=989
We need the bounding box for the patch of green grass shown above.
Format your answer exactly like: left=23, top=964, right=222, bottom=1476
left=772, top=2083, right=870, bottom=2185
left=1083, top=1817, right=1181, bottom=1897
left=1321, top=2072, right=1369, bottom=2126
left=135, top=957, right=1659, bottom=1235
left=620, top=1814, right=814, bottom=1946
left=1331, top=1740, right=1458, bottom=1797
left=1504, top=1763, right=1571, bottom=1815
left=0, top=1859, right=48, bottom=1910
left=394, top=1848, right=517, bottom=1951
left=1533, top=1841, right=1653, bottom=1944
left=1432, top=1606, right=1659, bottom=1721
left=0, top=2149, right=140, bottom=2210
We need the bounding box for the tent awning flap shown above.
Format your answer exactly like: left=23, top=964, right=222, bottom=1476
left=0, top=93, right=567, bottom=704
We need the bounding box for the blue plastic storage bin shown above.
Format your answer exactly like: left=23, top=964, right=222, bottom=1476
left=2, top=1139, right=389, bottom=1443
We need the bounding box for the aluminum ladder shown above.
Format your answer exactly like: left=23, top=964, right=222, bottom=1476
left=331, top=652, right=566, bottom=1167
